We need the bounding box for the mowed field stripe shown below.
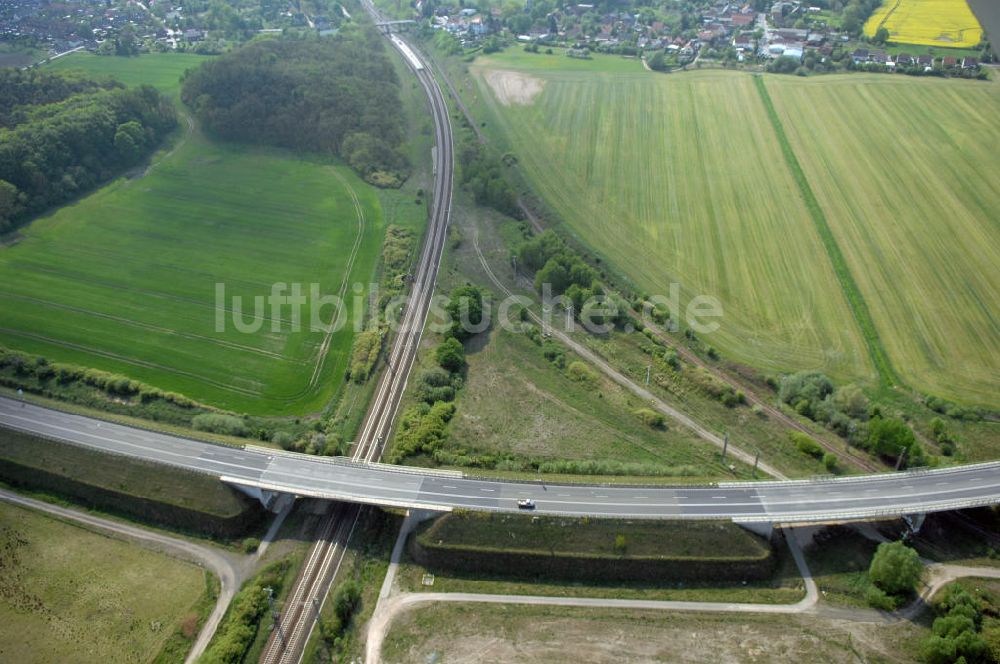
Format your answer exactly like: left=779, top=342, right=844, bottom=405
left=753, top=74, right=897, bottom=387
left=766, top=74, right=1000, bottom=407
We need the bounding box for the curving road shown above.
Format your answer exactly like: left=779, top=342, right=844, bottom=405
left=3, top=397, right=999, bottom=524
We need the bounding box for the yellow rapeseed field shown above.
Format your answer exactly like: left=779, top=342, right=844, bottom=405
left=864, top=0, right=983, bottom=48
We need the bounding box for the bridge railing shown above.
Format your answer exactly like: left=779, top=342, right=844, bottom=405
left=243, top=445, right=463, bottom=477
left=720, top=460, right=1000, bottom=488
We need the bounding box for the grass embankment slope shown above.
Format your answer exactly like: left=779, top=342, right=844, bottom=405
left=412, top=513, right=774, bottom=584
left=0, top=501, right=209, bottom=664
left=766, top=74, right=1000, bottom=407
left=0, top=53, right=385, bottom=415
left=472, top=55, right=1000, bottom=408
left=0, top=427, right=262, bottom=537
left=401, top=512, right=802, bottom=602
left=471, top=61, right=872, bottom=384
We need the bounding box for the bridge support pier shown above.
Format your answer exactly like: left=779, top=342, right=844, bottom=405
left=734, top=520, right=773, bottom=539
left=229, top=483, right=289, bottom=512
left=903, top=512, right=926, bottom=535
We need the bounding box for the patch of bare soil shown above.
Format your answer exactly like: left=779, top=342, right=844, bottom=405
left=383, top=605, right=923, bottom=664
left=481, top=69, right=545, bottom=106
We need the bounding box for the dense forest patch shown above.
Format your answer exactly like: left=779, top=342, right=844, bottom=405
left=181, top=31, right=410, bottom=187
left=0, top=68, right=177, bottom=232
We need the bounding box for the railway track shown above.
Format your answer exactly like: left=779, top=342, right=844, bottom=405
left=259, top=15, right=454, bottom=664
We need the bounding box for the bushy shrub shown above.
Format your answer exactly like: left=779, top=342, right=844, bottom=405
left=567, top=361, right=598, bottom=384
left=435, top=337, right=466, bottom=373
left=192, top=413, right=248, bottom=437
left=633, top=408, right=666, bottom=429
left=869, top=540, right=922, bottom=596
left=867, top=417, right=924, bottom=467
left=201, top=560, right=290, bottom=664
left=348, top=328, right=382, bottom=383
left=444, top=285, right=487, bottom=341
left=865, top=585, right=897, bottom=610
left=542, top=340, right=565, bottom=368
left=919, top=582, right=992, bottom=663
left=779, top=371, right=834, bottom=418
left=271, top=431, right=296, bottom=449
left=387, top=401, right=456, bottom=463
left=790, top=431, right=823, bottom=458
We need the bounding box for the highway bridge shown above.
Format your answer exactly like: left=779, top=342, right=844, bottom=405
left=3, top=397, right=999, bottom=524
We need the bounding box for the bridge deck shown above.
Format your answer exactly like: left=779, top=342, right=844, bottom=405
left=2, top=397, right=998, bottom=523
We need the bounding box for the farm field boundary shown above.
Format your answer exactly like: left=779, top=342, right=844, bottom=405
left=753, top=75, right=897, bottom=387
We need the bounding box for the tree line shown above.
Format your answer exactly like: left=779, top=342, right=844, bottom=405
left=181, top=30, right=410, bottom=187
left=0, top=69, right=177, bottom=233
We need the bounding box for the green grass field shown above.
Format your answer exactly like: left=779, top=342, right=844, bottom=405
left=0, top=501, right=208, bottom=664
left=471, top=62, right=873, bottom=384
left=475, top=47, right=646, bottom=74
left=0, top=53, right=387, bottom=415
left=48, top=52, right=209, bottom=99
left=766, top=74, right=1000, bottom=408
left=472, top=55, right=1000, bottom=408
left=445, top=326, right=751, bottom=478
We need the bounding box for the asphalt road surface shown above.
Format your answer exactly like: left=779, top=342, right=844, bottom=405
left=3, top=397, right=999, bottom=523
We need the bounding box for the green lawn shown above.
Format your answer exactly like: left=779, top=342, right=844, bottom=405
left=0, top=501, right=208, bottom=664
left=477, top=47, right=646, bottom=74
left=48, top=52, right=209, bottom=99
left=0, top=53, right=388, bottom=415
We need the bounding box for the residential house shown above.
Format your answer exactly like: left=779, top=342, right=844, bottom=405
left=782, top=45, right=803, bottom=60
left=869, top=50, right=889, bottom=65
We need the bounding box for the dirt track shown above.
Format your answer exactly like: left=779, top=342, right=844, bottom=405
left=479, top=68, right=545, bottom=106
